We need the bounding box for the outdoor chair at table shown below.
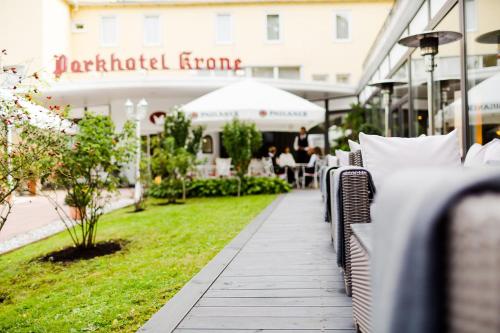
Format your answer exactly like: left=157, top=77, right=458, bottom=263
left=215, top=158, right=241, bottom=196
left=248, top=158, right=265, bottom=176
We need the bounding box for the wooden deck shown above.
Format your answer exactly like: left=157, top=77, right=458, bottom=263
left=139, top=190, right=354, bottom=333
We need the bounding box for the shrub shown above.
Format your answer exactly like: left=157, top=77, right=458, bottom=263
left=53, top=112, right=135, bottom=249
left=148, top=176, right=291, bottom=198
left=222, top=119, right=262, bottom=178
left=151, top=109, right=203, bottom=203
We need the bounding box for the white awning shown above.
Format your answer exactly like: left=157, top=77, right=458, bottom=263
left=443, top=72, right=500, bottom=125
left=0, top=88, right=76, bottom=133
left=181, top=79, right=325, bottom=132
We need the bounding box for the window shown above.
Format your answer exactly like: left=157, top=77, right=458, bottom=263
left=216, top=14, right=232, bottom=44
left=278, top=67, right=300, bottom=80
left=101, top=16, right=117, bottom=46
left=336, top=73, right=350, bottom=84
left=464, top=0, right=476, bottom=32
left=202, top=135, right=213, bottom=154
left=266, top=14, right=280, bottom=41
left=465, top=0, right=499, bottom=147
left=312, top=74, right=329, bottom=82
left=144, top=15, right=161, bottom=46
left=409, top=1, right=429, bottom=35
left=334, top=11, right=351, bottom=41
left=252, top=67, right=274, bottom=78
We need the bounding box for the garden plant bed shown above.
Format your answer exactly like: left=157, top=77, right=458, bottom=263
left=0, top=195, right=276, bottom=333
left=38, top=239, right=128, bottom=263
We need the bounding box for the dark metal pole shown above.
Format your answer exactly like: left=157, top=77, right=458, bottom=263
left=324, top=99, right=330, bottom=154
left=459, top=0, right=471, bottom=154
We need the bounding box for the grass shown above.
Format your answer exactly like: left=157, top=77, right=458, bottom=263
left=0, top=195, right=277, bottom=333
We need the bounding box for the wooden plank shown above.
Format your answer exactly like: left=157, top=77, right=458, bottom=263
left=174, top=328, right=356, bottom=333
left=197, top=297, right=352, bottom=307
left=177, top=316, right=356, bottom=330
left=204, top=288, right=346, bottom=298
left=211, top=280, right=345, bottom=290
left=188, top=306, right=353, bottom=318
left=214, top=274, right=344, bottom=283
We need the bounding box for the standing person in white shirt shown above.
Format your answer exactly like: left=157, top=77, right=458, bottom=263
left=293, top=127, right=311, bottom=164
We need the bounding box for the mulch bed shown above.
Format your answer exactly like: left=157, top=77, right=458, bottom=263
left=38, top=239, right=128, bottom=263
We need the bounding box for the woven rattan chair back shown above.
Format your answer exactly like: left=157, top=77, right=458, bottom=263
left=349, top=150, right=363, bottom=167
left=447, top=194, right=500, bottom=333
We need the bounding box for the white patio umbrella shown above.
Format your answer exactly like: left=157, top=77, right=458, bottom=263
left=443, top=72, right=500, bottom=125
left=181, top=80, right=325, bottom=132
left=0, top=88, right=76, bottom=133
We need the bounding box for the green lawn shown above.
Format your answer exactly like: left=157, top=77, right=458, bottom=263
left=0, top=195, right=276, bottom=333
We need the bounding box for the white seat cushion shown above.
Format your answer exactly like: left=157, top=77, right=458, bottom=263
left=359, top=130, right=461, bottom=189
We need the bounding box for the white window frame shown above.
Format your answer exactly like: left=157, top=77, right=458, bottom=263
left=100, top=15, right=118, bottom=47
left=265, top=12, right=282, bottom=43
left=143, top=14, right=162, bottom=47
left=465, top=0, right=477, bottom=32
left=333, top=10, right=352, bottom=42
left=215, top=13, right=233, bottom=45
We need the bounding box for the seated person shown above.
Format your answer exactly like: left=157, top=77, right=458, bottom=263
left=278, top=147, right=296, bottom=183
left=278, top=147, right=296, bottom=168
left=268, top=146, right=281, bottom=174
left=304, top=146, right=322, bottom=186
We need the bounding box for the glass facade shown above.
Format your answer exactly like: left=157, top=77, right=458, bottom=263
left=465, top=0, right=500, bottom=145
left=361, top=0, right=500, bottom=152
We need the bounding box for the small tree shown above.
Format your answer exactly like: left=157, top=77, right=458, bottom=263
left=0, top=62, right=67, bottom=233
left=151, top=109, right=203, bottom=203
left=332, top=103, right=383, bottom=150
left=222, top=119, right=262, bottom=178
left=53, top=112, right=135, bottom=249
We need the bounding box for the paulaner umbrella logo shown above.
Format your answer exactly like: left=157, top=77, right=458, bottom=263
left=259, top=110, right=268, bottom=117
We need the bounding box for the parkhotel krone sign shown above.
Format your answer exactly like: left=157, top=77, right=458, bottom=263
left=53, top=52, right=243, bottom=77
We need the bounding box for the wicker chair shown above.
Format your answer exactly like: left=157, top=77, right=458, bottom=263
left=350, top=175, right=500, bottom=333
left=329, top=150, right=375, bottom=296
left=350, top=224, right=373, bottom=333
left=446, top=194, right=500, bottom=333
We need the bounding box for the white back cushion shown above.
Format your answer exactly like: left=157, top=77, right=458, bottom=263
left=359, top=130, right=461, bottom=189
left=335, top=150, right=350, bottom=167
left=464, top=139, right=500, bottom=167
left=484, top=139, right=500, bottom=165
left=348, top=139, right=361, bottom=152
left=327, top=154, right=339, bottom=167
left=463, top=143, right=485, bottom=167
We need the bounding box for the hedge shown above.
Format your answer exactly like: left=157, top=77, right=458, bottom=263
left=148, top=176, right=291, bottom=199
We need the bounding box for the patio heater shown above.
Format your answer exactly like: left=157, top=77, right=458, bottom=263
left=398, top=31, right=462, bottom=135
left=125, top=98, right=148, bottom=208
left=476, top=29, right=500, bottom=52
left=368, top=79, right=406, bottom=137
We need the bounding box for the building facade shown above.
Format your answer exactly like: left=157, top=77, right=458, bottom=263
left=357, top=0, right=499, bottom=154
